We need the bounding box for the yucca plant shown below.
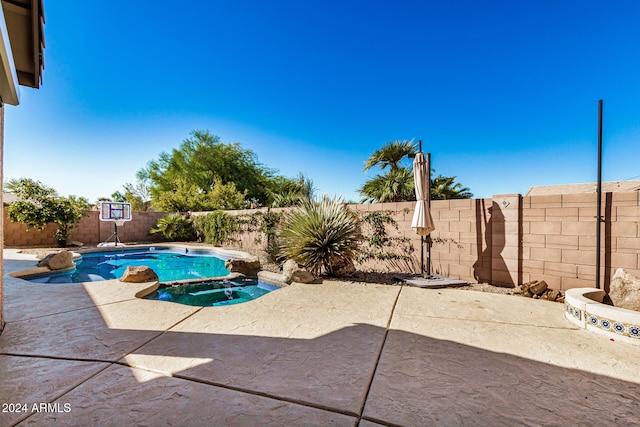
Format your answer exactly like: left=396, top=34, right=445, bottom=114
left=279, top=196, right=362, bottom=276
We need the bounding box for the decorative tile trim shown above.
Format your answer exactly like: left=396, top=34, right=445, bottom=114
left=565, top=302, right=582, bottom=321
left=585, top=312, right=640, bottom=340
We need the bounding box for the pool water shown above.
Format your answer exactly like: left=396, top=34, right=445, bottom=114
left=144, top=278, right=278, bottom=307
left=28, top=248, right=230, bottom=283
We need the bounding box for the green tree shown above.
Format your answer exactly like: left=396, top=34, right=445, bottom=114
left=270, top=173, right=316, bottom=207
left=150, top=214, right=196, bottom=241
left=102, top=180, right=153, bottom=211
left=154, top=178, right=247, bottom=212
left=359, top=140, right=417, bottom=203
left=431, top=175, right=473, bottom=199
left=5, top=178, right=91, bottom=247
left=363, top=139, right=417, bottom=173
left=359, top=140, right=473, bottom=202
left=209, top=179, right=247, bottom=210
left=358, top=168, right=416, bottom=203
left=122, top=181, right=153, bottom=211
left=139, top=130, right=276, bottom=211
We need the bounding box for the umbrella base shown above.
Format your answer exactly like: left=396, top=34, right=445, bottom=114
left=394, top=273, right=468, bottom=289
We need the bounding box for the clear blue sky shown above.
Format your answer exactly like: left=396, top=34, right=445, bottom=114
left=5, top=0, right=640, bottom=203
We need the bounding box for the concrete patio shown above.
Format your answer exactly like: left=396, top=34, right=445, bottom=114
left=1, top=249, right=639, bottom=426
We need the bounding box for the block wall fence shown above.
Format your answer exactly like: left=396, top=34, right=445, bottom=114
left=4, top=191, right=639, bottom=292
left=3, top=210, right=167, bottom=247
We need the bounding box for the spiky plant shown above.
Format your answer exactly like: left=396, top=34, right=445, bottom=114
left=279, top=196, right=362, bottom=276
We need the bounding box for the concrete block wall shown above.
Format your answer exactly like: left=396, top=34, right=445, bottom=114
left=349, top=201, right=421, bottom=274
left=523, top=192, right=640, bottom=292
left=3, top=191, right=639, bottom=291
left=190, top=208, right=287, bottom=251
left=3, top=210, right=167, bottom=247
left=428, top=198, right=491, bottom=283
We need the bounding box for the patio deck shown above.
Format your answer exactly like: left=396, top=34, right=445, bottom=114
left=1, top=249, right=639, bottom=426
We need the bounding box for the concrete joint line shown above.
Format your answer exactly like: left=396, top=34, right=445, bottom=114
left=357, top=285, right=403, bottom=425
left=171, top=372, right=361, bottom=419
left=8, top=358, right=113, bottom=426
left=115, top=306, right=205, bottom=365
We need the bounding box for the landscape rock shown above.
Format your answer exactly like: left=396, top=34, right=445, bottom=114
left=37, top=251, right=74, bottom=270
left=282, top=259, right=315, bottom=284
left=529, top=280, right=548, bottom=296
left=120, top=266, right=159, bottom=283
left=225, top=257, right=261, bottom=276
left=540, top=289, right=561, bottom=301
left=609, top=268, right=640, bottom=311
left=519, top=280, right=562, bottom=302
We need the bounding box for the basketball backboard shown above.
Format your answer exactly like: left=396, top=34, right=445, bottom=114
left=100, top=202, right=132, bottom=222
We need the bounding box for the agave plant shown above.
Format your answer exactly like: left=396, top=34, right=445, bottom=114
left=278, top=196, right=362, bottom=276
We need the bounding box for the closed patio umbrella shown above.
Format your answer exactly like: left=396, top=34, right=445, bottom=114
left=411, top=151, right=435, bottom=274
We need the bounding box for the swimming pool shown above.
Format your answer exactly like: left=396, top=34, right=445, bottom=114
left=145, top=278, right=278, bottom=307
left=27, top=247, right=230, bottom=283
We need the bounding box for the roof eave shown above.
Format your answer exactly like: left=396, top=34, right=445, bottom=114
left=0, top=1, right=19, bottom=105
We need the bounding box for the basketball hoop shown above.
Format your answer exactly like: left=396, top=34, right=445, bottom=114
left=99, top=202, right=133, bottom=246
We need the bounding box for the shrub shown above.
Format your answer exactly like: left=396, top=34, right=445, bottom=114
left=357, top=210, right=417, bottom=272
left=258, top=210, right=284, bottom=263
left=278, top=196, right=361, bottom=276
left=192, top=211, right=239, bottom=246
left=150, top=214, right=196, bottom=241
left=5, top=179, right=91, bottom=247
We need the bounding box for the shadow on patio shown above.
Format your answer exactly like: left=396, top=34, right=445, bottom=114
left=1, top=253, right=639, bottom=426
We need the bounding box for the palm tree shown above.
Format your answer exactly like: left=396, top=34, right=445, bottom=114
left=359, top=139, right=473, bottom=203
left=359, top=140, right=417, bottom=203
left=363, top=140, right=417, bottom=172
left=431, top=175, right=473, bottom=199
left=358, top=168, right=416, bottom=203
left=270, top=173, right=316, bottom=208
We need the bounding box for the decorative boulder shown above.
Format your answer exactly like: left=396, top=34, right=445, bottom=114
left=282, top=259, right=315, bottom=284
left=120, top=266, right=159, bottom=283
left=225, top=257, right=261, bottom=276
left=37, top=251, right=74, bottom=270
left=609, top=268, right=640, bottom=311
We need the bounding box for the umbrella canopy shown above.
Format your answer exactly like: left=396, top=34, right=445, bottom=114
left=411, top=152, right=435, bottom=235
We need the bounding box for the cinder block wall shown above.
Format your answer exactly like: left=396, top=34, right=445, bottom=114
left=522, top=192, right=640, bottom=292
left=3, top=210, right=167, bottom=246
left=4, top=191, right=639, bottom=291
left=213, top=193, right=639, bottom=291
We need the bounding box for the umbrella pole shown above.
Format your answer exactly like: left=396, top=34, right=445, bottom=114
left=418, top=140, right=424, bottom=276
left=426, top=152, right=432, bottom=277
left=420, top=236, right=424, bottom=275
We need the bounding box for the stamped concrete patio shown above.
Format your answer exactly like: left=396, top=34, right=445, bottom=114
left=1, top=249, right=639, bottom=426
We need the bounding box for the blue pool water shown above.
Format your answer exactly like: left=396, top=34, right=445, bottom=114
left=27, top=248, right=230, bottom=283
left=144, top=278, right=278, bottom=307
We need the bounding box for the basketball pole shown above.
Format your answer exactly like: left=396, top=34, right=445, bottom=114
left=113, top=222, right=119, bottom=246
